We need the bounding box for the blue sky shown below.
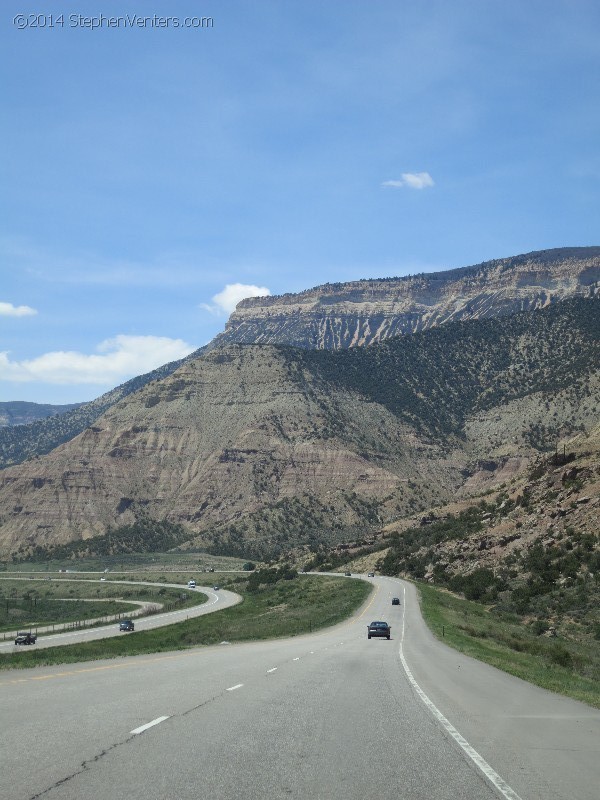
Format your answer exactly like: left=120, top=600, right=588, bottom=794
left=2, top=0, right=599, bottom=404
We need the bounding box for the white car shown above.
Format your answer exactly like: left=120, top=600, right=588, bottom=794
left=188, top=580, right=196, bottom=588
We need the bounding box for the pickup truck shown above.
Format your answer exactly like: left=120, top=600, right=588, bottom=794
left=15, top=631, right=37, bottom=645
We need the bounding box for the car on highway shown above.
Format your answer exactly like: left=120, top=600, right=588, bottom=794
left=15, top=631, right=37, bottom=645
left=367, top=621, right=391, bottom=640
left=392, top=597, right=400, bottom=605
left=344, top=571, right=352, bottom=576
left=119, top=620, right=135, bottom=632
left=187, top=579, right=196, bottom=588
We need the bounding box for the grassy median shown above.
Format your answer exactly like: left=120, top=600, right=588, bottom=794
left=417, top=581, right=600, bottom=708
left=0, top=574, right=371, bottom=670
left=0, top=578, right=207, bottom=635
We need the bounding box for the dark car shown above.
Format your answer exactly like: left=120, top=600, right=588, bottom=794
left=119, top=620, right=135, bottom=632
left=392, top=597, right=401, bottom=605
left=213, top=585, right=220, bottom=591
left=344, top=571, right=352, bottom=576
left=367, top=621, right=391, bottom=640
left=367, top=572, right=375, bottom=577
left=15, top=631, right=37, bottom=645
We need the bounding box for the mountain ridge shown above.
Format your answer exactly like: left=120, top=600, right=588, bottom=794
left=0, top=246, right=598, bottom=473
left=1, top=295, right=598, bottom=560
left=214, top=247, right=600, bottom=350
left=0, top=401, right=83, bottom=428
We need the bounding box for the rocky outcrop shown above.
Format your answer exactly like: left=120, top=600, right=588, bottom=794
left=2, top=247, right=598, bottom=472
left=211, top=247, right=600, bottom=350
left=0, top=295, right=598, bottom=560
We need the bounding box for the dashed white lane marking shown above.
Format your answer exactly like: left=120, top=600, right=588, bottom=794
left=130, top=716, right=169, bottom=735
left=226, top=684, right=244, bottom=691
left=266, top=667, right=277, bottom=674
left=310, top=651, right=314, bottom=654
left=398, top=586, right=523, bottom=800
left=293, top=657, right=300, bottom=661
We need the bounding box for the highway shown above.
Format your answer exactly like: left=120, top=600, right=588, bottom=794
left=1, top=576, right=598, bottom=800
left=0, top=580, right=241, bottom=651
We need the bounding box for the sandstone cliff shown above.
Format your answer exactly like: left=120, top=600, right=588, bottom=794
left=212, top=247, right=600, bottom=350
left=2, top=247, right=598, bottom=472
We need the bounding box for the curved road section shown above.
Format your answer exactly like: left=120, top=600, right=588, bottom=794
left=0, top=580, right=241, bottom=651
left=1, top=575, right=598, bottom=800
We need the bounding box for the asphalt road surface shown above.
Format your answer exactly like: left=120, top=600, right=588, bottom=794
left=0, top=579, right=241, bottom=651
left=1, top=576, right=598, bottom=800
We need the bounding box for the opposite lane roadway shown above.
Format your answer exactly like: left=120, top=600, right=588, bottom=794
left=0, top=578, right=241, bottom=651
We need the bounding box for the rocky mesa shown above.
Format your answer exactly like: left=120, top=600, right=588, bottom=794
left=212, top=247, right=600, bottom=350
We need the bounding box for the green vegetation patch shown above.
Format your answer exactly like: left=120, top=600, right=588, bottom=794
left=0, top=578, right=207, bottom=633
left=0, top=574, right=371, bottom=670
left=295, top=296, right=600, bottom=443
left=380, top=506, right=486, bottom=578
left=15, top=515, right=192, bottom=562
left=417, top=582, right=600, bottom=708
left=1, top=598, right=133, bottom=631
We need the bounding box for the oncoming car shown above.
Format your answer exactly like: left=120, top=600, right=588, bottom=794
left=367, top=621, right=391, bottom=640
left=392, top=597, right=401, bottom=605
left=119, top=619, right=135, bottom=632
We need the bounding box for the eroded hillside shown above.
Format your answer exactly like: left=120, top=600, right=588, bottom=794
left=1, top=247, right=598, bottom=472
left=0, top=297, right=598, bottom=560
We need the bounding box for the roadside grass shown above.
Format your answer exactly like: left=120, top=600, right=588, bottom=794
left=417, top=582, right=600, bottom=708
left=0, top=575, right=371, bottom=670
left=0, top=579, right=208, bottom=634
left=1, top=599, right=134, bottom=632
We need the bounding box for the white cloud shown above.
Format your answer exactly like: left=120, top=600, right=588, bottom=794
left=0, top=301, right=37, bottom=317
left=201, top=282, right=271, bottom=315
left=0, top=335, right=196, bottom=386
left=382, top=172, right=435, bottom=190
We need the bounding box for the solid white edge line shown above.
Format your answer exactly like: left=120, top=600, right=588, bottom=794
left=399, top=585, right=523, bottom=800
left=130, top=716, right=169, bottom=735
